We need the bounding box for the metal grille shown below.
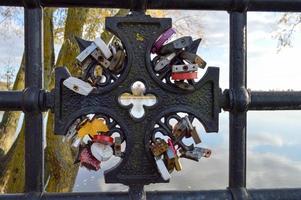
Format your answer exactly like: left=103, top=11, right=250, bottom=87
left=0, top=0, right=301, bottom=199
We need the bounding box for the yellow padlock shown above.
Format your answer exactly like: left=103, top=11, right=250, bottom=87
left=77, top=118, right=109, bottom=138
left=174, top=156, right=182, bottom=171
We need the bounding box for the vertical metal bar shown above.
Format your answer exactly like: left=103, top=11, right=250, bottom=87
left=229, top=11, right=247, bottom=189
left=24, top=7, right=44, bottom=192
left=129, top=184, right=146, bottom=200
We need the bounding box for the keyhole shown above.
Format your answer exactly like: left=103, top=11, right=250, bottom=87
left=119, top=81, right=157, bottom=119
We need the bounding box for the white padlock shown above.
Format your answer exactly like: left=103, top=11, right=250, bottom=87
left=63, top=77, right=94, bottom=96
left=155, top=156, right=171, bottom=181
left=94, top=38, right=112, bottom=59
left=91, top=143, right=113, bottom=161
left=76, top=38, right=112, bottom=63
left=76, top=43, right=97, bottom=63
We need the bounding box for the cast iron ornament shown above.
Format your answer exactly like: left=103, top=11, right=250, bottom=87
left=52, top=12, right=221, bottom=186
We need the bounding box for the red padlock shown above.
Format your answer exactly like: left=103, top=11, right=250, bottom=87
left=93, top=135, right=114, bottom=145
left=79, top=147, right=101, bottom=171
left=167, top=139, right=177, bottom=155
left=171, top=72, right=197, bottom=80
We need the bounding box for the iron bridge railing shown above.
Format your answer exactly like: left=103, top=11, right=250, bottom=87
left=0, top=0, right=301, bottom=199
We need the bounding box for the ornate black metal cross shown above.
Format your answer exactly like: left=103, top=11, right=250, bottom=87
left=52, top=12, right=220, bottom=198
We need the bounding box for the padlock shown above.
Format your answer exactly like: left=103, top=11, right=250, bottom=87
left=77, top=118, right=109, bottom=138
left=174, top=81, right=195, bottom=91
left=164, top=150, right=175, bottom=172
left=113, top=39, right=124, bottom=51
left=151, top=28, right=176, bottom=54
left=74, top=144, right=84, bottom=164
left=159, top=36, right=193, bottom=55
left=150, top=139, right=168, bottom=157
left=114, top=137, right=122, bottom=157
left=173, top=118, right=189, bottom=140
left=154, top=52, right=176, bottom=71
left=93, top=65, right=103, bottom=78
left=76, top=38, right=112, bottom=77
left=174, top=156, right=183, bottom=171
left=65, top=118, right=82, bottom=142
left=63, top=77, right=94, bottom=96
left=182, top=116, right=201, bottom=144
left=179, top=52, right=207, bottom=68
left=93, top=37, right=112, bottom=59
left=93, top=135, right=114, bottom=145
left=90, top=50, right=111, bottom=69
left=171, top=71, right=197, bottom=80
left=108, top=50, right=126, bottom=73
left=90, top=142, right=113, bottom=161
left=167, top=139, right=177, bottom=155
left=155, top=156, right=171, bottom=181
left=185, top=38, right=202, bottom=54
left=76, top=42, right=99, bottom=63
left=190, top=126, right=202, bottom=144
left=71, top=137, right=82, bottom=148
left=109, top=43, right=117, bottom=55
left=165, top=139, right=177, bottom=172
left=180, top=147, right=211, bottom=161
left=172, top=64, right=198, bottom=73
left=79, top=145, right=101, bottom=171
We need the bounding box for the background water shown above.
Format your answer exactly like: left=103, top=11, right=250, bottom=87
left=72, top=99, right=301, bottom=192
left=0, top=9, right=301, bottom=193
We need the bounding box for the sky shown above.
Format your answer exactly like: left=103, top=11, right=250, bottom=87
left=0, top=9, right=301, bottom=192
left=74, top=11, right=301, bottom=192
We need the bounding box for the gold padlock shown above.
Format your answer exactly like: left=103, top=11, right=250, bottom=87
left=174, top=156, right=182, bottom=171
left=190, top=127, right=202, bottom=144
left=150, top=139, right=168, bottom=157
left=77, top=118, right=109, bottom=138
left=93, top=65, right=103, bottom=78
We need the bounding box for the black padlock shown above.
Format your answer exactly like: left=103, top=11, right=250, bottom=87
left=159, top=36, right=193, bottom=55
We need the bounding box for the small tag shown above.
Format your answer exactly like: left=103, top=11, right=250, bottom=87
left=63, top=77, right=94, bottom=96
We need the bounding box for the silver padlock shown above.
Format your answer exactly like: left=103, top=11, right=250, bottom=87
left=180, top=147, right=211, bottom=161
left=154, top=52, right=176, bottom=71
left=172, top=64, right=198, bottom=73
left=76, top=37, right=112, bottom=66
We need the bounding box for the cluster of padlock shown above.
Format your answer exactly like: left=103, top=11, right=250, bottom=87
left=151, top=28, right=207, bottom=90
left=150, top=116, right=211, bottom=180
left=65, top=115, right=123, bottom=171
left=63, top=37, right=126, bottom=96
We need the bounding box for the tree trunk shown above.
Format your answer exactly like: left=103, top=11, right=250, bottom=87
left=0, top=8, right=55, bottom=193
left=0, top=55, right=25, bottom=157
left=45, top=8, right=89, bottom=192
left=0, top=8, right=127, bottom=193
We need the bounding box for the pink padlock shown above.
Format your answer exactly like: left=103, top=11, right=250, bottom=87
left=151, top=28, right=176, bottom=54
